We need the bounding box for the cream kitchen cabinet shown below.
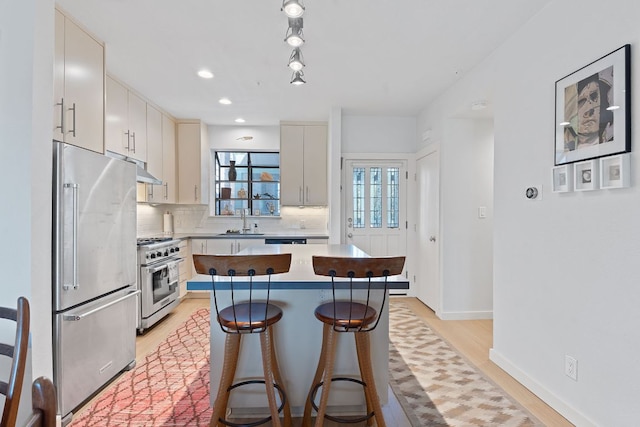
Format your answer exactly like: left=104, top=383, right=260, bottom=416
left=145, top=107, right=177, bottom=203
left=177, top=121, right=209, bottom=205
left=280, top=123, right=328, bottom=206
left=105, top=76, right=147, bottom=162
left=53, top=9, right=104, bottom=153
left=192, top=238, right=263, bottom=259
left=177, top=239, right=191, bottom=299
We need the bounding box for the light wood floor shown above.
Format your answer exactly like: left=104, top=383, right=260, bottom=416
left=74, top=296, right=573, bottom=426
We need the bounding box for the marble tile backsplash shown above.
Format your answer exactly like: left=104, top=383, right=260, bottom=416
left=137, top=203, right=328, bottom=237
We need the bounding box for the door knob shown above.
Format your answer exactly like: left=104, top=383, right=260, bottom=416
left=429, top=236, right=436, bottom=242
left=347, top=233, right=353, bottom=238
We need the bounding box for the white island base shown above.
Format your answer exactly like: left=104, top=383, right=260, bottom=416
left=209, top=290, right=389, bottom=418
left=187, top=244, right=409, bottom=418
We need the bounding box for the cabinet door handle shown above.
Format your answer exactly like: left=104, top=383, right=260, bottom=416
left=148, top=184, right=153, bottom=200
left=164, top=183, right=168, bottom=200
left=306, top=186, right=309, bottom=202
left=125, top=130, right=131, bottom=151
left=299, top=186, right=303, bottom=203
left=131, top=131, right=136, bottom=153
left=230, top=242, right=234, bottom=254
left=68, top=103, right=76, bottom=137
left=194, top=185, right=198, bottom=201
left=55, top=98, right=65, bottom=135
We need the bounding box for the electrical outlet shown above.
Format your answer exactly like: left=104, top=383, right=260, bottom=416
left=565, top=355, right=578, bottom=381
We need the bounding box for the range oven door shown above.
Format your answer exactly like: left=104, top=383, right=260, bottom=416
left=140, top=258, right=180, bottom=319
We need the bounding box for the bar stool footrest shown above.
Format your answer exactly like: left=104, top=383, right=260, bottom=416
left=309, top=377, right=374, bottom=424
left=218, top=380, right=287, bottom=427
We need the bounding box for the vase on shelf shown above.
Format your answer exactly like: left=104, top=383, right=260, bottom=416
left=228, top=161, right=237, bottom=181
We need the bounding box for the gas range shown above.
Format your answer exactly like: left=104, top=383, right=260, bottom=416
left=137, top=237, right=181, bottom=266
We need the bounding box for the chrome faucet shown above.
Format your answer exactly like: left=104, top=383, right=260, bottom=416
left=241, top=208, right=251, bottom=234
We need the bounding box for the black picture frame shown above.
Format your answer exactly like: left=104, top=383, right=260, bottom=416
left=554, top=44, right=631, bottom=165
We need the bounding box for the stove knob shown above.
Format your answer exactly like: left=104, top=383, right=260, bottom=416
left=156, top=251, right=162, bottom=257
left=175, top=247, right=180, bottom=252
left=150, top=253, right=156, bottom=259
left=169, top=248, right=175, bottom=253
left=163, top=251, right=169, bottom=257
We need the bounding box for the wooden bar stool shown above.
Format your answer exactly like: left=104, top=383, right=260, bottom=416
left=302, top=256, right=405, bottom=427
left=193, top=253, right=293, bottom=427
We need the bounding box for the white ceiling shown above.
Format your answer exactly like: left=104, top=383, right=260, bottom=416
left=56, top=0, right=551, bottom=126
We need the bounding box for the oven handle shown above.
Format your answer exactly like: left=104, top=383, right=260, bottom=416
left=144, top=257, right=183, bottom=274
left=63, top=289, right=140, bottom=321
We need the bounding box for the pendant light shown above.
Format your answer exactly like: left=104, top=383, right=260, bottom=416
left=288, top=48, right=305, bottom=71
left=282, top=0, right=305, bottom=18
left=290, top=70, right=306, bottom=85
left=284, top=18, right=305, bottom=47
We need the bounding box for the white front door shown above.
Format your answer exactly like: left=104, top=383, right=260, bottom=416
left=344, top=160, right=408, bottom=275
left=416, top=149, right=440, bottom=312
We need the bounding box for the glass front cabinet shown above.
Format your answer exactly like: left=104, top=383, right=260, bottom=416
left=214, top=151, right=280, bottom=216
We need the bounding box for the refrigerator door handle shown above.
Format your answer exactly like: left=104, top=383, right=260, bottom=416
left=63, top=183, right=79, bottom=290
left=63, top=289, right=140, bottom=321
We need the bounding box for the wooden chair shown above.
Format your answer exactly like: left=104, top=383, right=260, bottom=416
left=302, top=256, right=405, bottom=427
left=193, top=253, right=293, bottom=427
left=1, top=297, right=30, bottom=427
left=24, top=377, right=57, bottom=427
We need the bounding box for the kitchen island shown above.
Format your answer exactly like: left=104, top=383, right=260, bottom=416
left=187, top=244, right=409, bottom=418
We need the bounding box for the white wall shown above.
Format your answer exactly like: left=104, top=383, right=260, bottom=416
left=342, top=115, right=417, bottom=153
left=441, top=118, right=494, bottom=318
left=1, top=0, right=54, bottom=421
left=418, top=0, right=640, bottom=425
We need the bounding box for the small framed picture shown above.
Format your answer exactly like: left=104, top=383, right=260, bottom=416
left=574, top=160, right=598, bottom=191
left=552, top=164, right=572, bottom=193
left=253, top=209, right=261, bottom=216
left=600, top=153, right=630, bottom=189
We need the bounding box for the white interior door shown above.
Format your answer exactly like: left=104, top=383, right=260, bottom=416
left=344, top=160, right=407, bottom=273
left=416, top=149, right=440, bottom=312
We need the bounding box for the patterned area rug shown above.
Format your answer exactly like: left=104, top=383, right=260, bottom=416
left=71, top=302, right=541, bottom=426
left=388, top=302, right=542, bottom=426
left=70, top=308, right=212, bottom=426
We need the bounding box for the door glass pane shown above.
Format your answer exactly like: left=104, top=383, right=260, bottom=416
left=387, top=167, right=399, bottom=228
left=370, top=167, right=382, bottom=228
left=353, top=168, right=365, bottom=228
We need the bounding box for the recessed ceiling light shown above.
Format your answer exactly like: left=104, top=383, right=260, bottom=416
left=197, top=70, right=214, bottom=79
left=219, top=98, right=232, bottom=105
left=235, top=118, right=246, bottom=123
left=470, top=100, right=488, bottom=110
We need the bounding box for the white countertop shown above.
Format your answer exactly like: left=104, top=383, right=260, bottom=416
left=187, top=244, right=408, bottom=290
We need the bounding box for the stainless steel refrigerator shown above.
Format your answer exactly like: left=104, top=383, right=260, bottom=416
left=52, top=141, right=139, bottom=423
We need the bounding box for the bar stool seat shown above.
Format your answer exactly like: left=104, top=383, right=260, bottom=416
left=193, top=253, right=293, bottom=427
left=303, top=255, right=405, bottom=427
left=218, top=303, right=283, bottom=331
left=314, top=302, right=376, bottom=329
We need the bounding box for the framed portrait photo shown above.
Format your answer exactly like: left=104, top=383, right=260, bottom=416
left=554, top=44, right=630, bottom=166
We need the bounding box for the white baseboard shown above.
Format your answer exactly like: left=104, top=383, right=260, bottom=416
left=437, top=310, right=493, bottom=320
left=489, top=348, right=597, bottom=427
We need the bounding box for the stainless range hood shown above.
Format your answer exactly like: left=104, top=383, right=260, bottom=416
left=105, top=151, right=162, bottom=185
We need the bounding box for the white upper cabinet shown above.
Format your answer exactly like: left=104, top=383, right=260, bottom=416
left=105, top=76, right=147, bottom=162
left=145, top=104, right=163, bottom=202
left=280, top=123, right=328, bottom=206
left=161, top=114, right=177, bottom=203
left=53, top=9, right=104, bottom=153
left=177, top=121, right=209, bottom=205
left=143, top=107, right=177, bottom=204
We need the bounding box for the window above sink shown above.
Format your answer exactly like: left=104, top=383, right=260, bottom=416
left=213, top=151, right=280, bottom=217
